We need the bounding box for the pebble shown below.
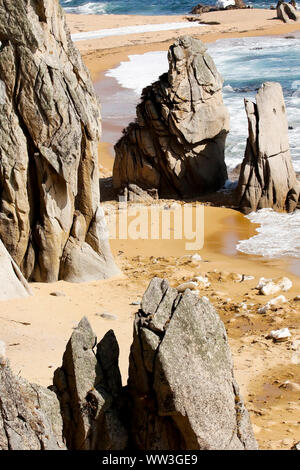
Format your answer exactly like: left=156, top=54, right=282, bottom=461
left=190, top=253, right=202, bottom=265
left=50, top=291, right=66, bottom=297
left=130, top=301, right=141, bottom=306
left=260, top=282, right=281, bottom=296
left=268, top=328, right=291, bottom=342
left=177, top=281, right=198, bottom=292
left=97, top=312, right=118, bottom=321
left=258, top=295, right=287, bottom=314
left=193, top=276, right=210, bottom=288
left=294, top=295, right=300, bottom=301
left=278, top=277, right=293, bottom=292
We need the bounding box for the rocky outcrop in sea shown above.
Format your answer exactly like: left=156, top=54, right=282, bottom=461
left=237, top=82, right=300, bottom=214
left=113, top=36, right=229, bottom=201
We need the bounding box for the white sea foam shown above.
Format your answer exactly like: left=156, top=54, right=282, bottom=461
left=64, top=2, right=108, bottom=14
left=71, top=22, right=203, bottom=42
left=237, top=209, right=300, bottom=259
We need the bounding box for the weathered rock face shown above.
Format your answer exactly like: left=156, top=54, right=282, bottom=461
left=53, top=317, right=127, bottom=450
left=126, top=278, right=258, bottom=450
left=0, top=0, right=118, bottom=282
left=113, top=36, right=229, bottom=200
left=0, top=238, right=32, bottom=300
left=237, top=82, right=300, bottom=214
left=0, top=361, right=65, bottom=450
left=277, top=1, right=300, bottom=22
left=0, top=281, right=258, bottom=450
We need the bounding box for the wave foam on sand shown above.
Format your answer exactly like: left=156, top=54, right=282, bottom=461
left=71, top=22, right=203, bottom=42
left=237, top=209, right=300, bottom=259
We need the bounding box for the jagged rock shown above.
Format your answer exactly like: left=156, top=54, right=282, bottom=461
left=113, top=36, right=229, bottom=200
left=277, top=1, right=300, bottom=22
left=0, top=238, right=32, bottom=300
left=0, top=0, right=118, bottom=282
left=237, top=82, right=300, bottom=213
left=126, top=277, right=258, bottom=450
left=0, top=361, right=65, bottom=450
left=53, top=317, right=127, bottom=450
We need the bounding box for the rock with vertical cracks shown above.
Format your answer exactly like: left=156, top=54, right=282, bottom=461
left=237, top=82, right=300, bottom=214
left=113, top=36, right=229, bottom=200
left=0, top=361, right=65, bottom=450
left=126, top=277, right=258, bottom=450
left=53, top=317, right=127, bottom=450
left=0, top=0, right=118, bottom=282
left=277, top=1, right=300, bottom=23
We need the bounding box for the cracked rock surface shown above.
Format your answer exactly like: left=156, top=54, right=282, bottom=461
left=0, top=0, right=118, bottom=282
left=53, top=317, right=128, bottom=450
left=126, top=277, right=258, bottom=450
left=0, top=361, right=65, bottom=450
left=237, top=82, right=300, bottom=213
left=113, top=36, right=229, bottom=200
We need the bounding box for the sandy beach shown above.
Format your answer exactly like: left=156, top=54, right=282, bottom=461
left=1, top=8, right=300, bottom=450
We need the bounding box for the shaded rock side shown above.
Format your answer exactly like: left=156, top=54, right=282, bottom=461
left=237, top=82, right=300, bottom=214
left=53, top=317, right=127, bottom=450
left=0, top=0, right=118, bottom=282
left=126, top=277, right=258, bottom=450
left=0, top=238, right=32, bottom=300
left=0, top=361, right=65, bottom=450
left=113, top=36, right=229, bottom=200
left=277, top=1, right=300, bottom=22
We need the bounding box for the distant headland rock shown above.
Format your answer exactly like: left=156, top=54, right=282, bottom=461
left=113, top=36, right=230, bottom=201
left=0, top=0, right=118, bottom=283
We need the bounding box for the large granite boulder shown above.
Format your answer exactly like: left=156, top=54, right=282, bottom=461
left=126, top=278, right=258, bottom=450
left=277, top=1, right=300, bottom=22
left=113, top=36, right=229, bottom=200
left=237, top=82, right=300, bottom=214
left=0, top=360, right=65, bottom=450
left=0, top=0, right=118, bottom=282
left=0, top=238, right=32, bottom=300
left=53, top=317, right=127, bottom=450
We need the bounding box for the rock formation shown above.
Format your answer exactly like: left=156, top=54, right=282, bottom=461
left=53, top=317, right=127, bottom=450
left=126, top=278, right=258, bottom=450
left=0, top=239, right=32, bottom=300
left=113, top=36, right=229, bottom=200
left=237, top=82, right=300, bottom=214
left=1, top=280, right=258, bottom=450
left=0, top=0, right=118, bottom=282
left=0, top=360, right=65, bottom=450
left=189, top=1, right=246, bottom=14
left=277, top=1, right=300, bottom=22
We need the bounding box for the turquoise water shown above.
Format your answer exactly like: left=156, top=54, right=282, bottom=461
left=61, top=0, right=276, bottom=15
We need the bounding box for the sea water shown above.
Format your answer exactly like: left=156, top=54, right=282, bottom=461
left=103, top=35, right=300, bottom=260
left=61, top=0, right=280, bottom=15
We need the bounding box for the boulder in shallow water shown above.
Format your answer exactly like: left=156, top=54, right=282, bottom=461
left=0, top=0, right=118, bottom=282
left=237, top=82, right=300, bottom=213
left=113, top=36, right=229, bottom=200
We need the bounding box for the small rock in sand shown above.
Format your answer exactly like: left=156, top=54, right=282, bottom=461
left=130, top=301, right=141, bottom=306
left=278, top=277, right=293, bottom=292
left=258, top=295, right=288, bottom=314
left=193, top=276, right=211, bottom=288
left=294, top=295, right=300, bottom=301
left=292, top=441, right=300, bottom=450
left=97, top=312, right=118, bottom=321
left=268, top=328, right=291, bottom=342
left=177, top=281, right=199, bottom=292
left=190, top=253, right=202, bottom=265
left=260, top=282, right=281, bottom=296
left=50, top=291, right=66, bottom=297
